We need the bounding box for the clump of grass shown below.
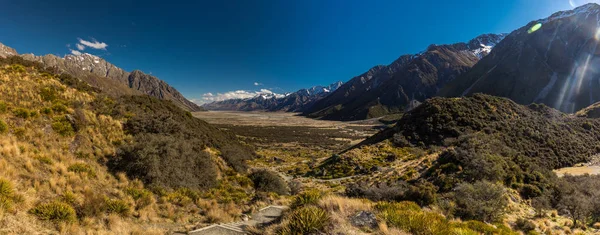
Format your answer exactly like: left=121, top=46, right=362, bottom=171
left=30, top=201, right=77, bottom=223
left=279, top=206, right=330, bottom=234
left=51, top=116, right=75, bottom=136
left=67, top=163, right=96, bottom=177
left=51, top=103, right=68, bottom=114
left=125, top=187, right=153, bottom=209
left=36, top=156, right=53, bottom=165
left=104, top=198, right=130, bottom=217
left=40, top=107, right=52, bottom=115
left=0, top=179, right=16, bottom=210
left=165, top=190, right=194, bottom=207
left=0, top=119, right=7, bottom=134
left=61, top=191, right=77, bottom=205
left=40, top=87, right=56, bottom=102
left=291, top=189, right=324, bottom=208
left=0, top=102, right=7, bottom=113
left=376, top=201, right=452, bottom=235
left=13, top=108, right=32, bottom=119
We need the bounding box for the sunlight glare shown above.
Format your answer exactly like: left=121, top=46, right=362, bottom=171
left=528, top=23, right=542, bottom=34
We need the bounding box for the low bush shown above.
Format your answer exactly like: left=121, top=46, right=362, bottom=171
left=515, top=218, right=536, bottom=232
left=51, top=116, right=75, bottom=136
left=453, top=181, right=507, bottom=223
left=125, top=187, right=153, bottom=209
left=249, top=169, right=289, bottom=195
left=67, top=163, right=96, bottom=177
left=13, top=108, right=31, bottom=119
left=0, top=179, right=15, bottom=210
left=280, top=206, right=330, bottom=234
left=104, top=198, right=130, bottom=216
left=51, top=103, right=68, bottom=113
left=0, top=119, right=7, bottom=134
left=376, top=201, right=452, bottom=235
left=30, top=201, right=77, bottom=223
left=291, top=189, right=323, bottom=208
left=0, top=102, right=7, bottom=113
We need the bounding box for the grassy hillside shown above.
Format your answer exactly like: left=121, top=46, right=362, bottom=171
left=0, top=58, right=259, bottom=233
left=312, top=94, right=600, bottom=231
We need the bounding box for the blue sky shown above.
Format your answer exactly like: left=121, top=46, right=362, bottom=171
left=0, top=0, right=589, bottom=103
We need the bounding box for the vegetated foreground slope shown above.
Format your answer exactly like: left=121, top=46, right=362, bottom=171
left=315, top=94, right=600, bottom=224
left=0, top=42, right=203, bottom=112
left=0, top=58, right=255, bottom=233
left=304, top=34, right=506, bottom=121
left=440, top=3, right=600, bottom=113
left=365, top=94, right=600, bottom=170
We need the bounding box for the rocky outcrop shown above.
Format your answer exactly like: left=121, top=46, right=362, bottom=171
left=0, top=43, right=17, bottom=58
left=127, top=70, right=202, bottom=111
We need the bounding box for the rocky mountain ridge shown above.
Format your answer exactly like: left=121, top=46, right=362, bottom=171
left=440, top=3, right=600, bottom=113
left=202, top=81, right=344, bottom=112
left=0, top=43, right=202, bottom=111
left=303, top=33, right=506, bottom=120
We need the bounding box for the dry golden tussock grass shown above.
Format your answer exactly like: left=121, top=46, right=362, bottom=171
left=0, top=65, right=212, bottom=233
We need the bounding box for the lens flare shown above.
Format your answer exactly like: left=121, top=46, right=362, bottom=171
left=527, top=23, right=542, bottom=34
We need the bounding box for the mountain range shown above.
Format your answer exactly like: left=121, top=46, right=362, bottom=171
left=204, top=33, right=506, bottom=120
left=303, top=33, right=507, bottom=120
left=207, top=4, right=600, bottom=122
left=440, top=3, right=600, bottom=113
left=0, top=43, right=202, bottom=111
left=202, top=81, right=343, bottom=112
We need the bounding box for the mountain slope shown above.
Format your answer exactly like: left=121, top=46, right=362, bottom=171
left=0, top=42, right=202, bottom=111
left=202, top=81, right=343, bottom=112
left=304, top=34, right=506, bottom=121
left=0, top=58, right=254, bottom=233
left=440, top=3, right=600, bottom=113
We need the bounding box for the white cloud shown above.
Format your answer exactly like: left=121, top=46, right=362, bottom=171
left=253, top=82, right=262, bottom=86
left=195, top=89, right=283, bottom=104
left=78, top=38, right=108, bottom=50
left=70, top=49, right=82, bottom=56
left=76, top=43, right=86, bottom=50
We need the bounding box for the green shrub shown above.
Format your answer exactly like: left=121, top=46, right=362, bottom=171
left=0, top=102, right=7, bottom=113
left=104, top=198, right=130, bottom=216
left=125, top=187, right=153, bottom=209
left=61, top=191, right=77, bottom=205
left=0, top=179, right=15, bottom=210
left=51, top=103, right=68, bottom=113
left=67, top=163, right=96, bottom=177
left=291, top=189, right=323, bottom=208
left=280, top=206, right=329, bottom=234
left=378, top=205, right=451, bottom=235
left=515, top=218, right=536, bottom=233
left=13, top=108, right=30, bottom=119
left=36, top=156, right=53, bottom=165
left=453, top=181, right=507, bottom=223
left=6, top=64, right=26, bottom=73
left=30, top=201, right=76, bottom=223
left=41, top=107, right=52, bottom=115
left=0, top=119, right=7, bottom=134
left=375, top=201, right=420, bottom=212
left=249, top=169, right=289, bottom=195
left=40, top=87, right=59, bottom=102
left=51, top=116, right=75, bottom=136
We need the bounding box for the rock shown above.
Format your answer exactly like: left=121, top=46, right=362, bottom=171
left=350, top=211, right=378, bottom=229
